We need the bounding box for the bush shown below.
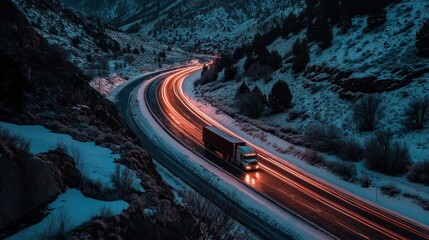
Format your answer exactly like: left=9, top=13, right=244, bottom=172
left=303, top=123, right=343, bottom=152
left=268, top=80, right=293, bottom=113
left=327, top=160, right=356, bottom=182
left=224, top=66, right=237, bottom=81
left=407, top=160, right=429, bottom=185
left=360, top=175, right=372, bottom=188
left=352, top=95, right=383, bottom=131
left=364, top=131, right=412, bottom=175
left=302, top=149, right=326, bottom=166
left=338, top=136, right=363, bottom=162
left=110, top=164, right=134, bottom=195
left=184, top=191, right=237, bottom=240
left=200, top=68, right=218, bottom=85
left=39, top=206, right=70, bottom=240
left=235, top=81, right=250, bottom=98
left=292, top=38, right=310, bottom=73
left=237, top=87, right=266, bottom=118
left=307, top=17, right=333, bottom=49
left=92, top=205, right=113, bottom=219
left=416, top=18, right=429, bottom=57
left=380, top=183, right=401, bottom=197
left=403, top=96, right=429, bottom=130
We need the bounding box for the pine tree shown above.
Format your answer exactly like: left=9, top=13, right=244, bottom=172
left=224, top=66, right=237, bottom=81
left=251, top=86, right=267, bottom=107
left=268, top=50, right=282, bottom=71
left=268, top=80, right=293, bottom=112
left=235, top=82, right=250, bottom=98
left=416, top=19, right=429, bottom=57
left=292, top=38, right=310, bottom=73
left=307, top=17, right=333, bottom=49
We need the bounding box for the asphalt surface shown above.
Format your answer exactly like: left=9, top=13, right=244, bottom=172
left=146, top=66, right=429, bottom=240
left=115, top=69, right=296, bottom=240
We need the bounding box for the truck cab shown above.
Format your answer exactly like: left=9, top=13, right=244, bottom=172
left=236, top=145, right=259, bottom=171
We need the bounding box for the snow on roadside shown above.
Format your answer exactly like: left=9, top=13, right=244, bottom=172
left=154, top=162, right=188, bottom=206
left=6, top=189, right=128, bottom=240
left=105, top=59, right=200, bottom=103
left=183, top=72, right=429, bottom=227
left=154, top=162, right=261, bottom=239
left=0, top=122, right=142, bottom=191
left=129, top=76, right=331, bottom=239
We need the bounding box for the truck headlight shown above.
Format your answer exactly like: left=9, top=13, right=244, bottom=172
left=246, top=166, right=251, bottom=170
left=256, top=165, right=259, bottom=169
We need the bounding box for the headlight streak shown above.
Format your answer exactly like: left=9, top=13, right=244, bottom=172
left=150, top=64, right=429, bottom=239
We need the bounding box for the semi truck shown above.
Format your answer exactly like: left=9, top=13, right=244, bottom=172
left=202, top=126, right=259, bottom=171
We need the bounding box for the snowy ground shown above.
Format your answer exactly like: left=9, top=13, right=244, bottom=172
left=0, top=122, right=142, bottom=190
left=0, top=122, right=141, bottom=239
left=7, top=189, right=128, bottom=240
left=126, top=74, right=332, bottom=239
left=183, top=72, right=429, bottom=227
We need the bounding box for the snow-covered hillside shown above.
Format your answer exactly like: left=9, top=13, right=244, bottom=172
left=194, top=0, right=429, bottom=206
left=62, top=0, right=305, bottom=52
left=14, top=0, right=194, bottom=81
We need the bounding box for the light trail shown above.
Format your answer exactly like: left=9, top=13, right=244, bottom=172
left=146, top=64, right=429, bottom=239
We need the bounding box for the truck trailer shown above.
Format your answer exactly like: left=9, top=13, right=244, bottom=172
left=202, top=126, right=259, bottom=171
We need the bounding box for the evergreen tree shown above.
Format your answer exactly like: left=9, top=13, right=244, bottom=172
left=244, top=54, right=255, bottom=71
left=292, top=38, right=310, bottom=73
left=133, top=48, right=140, bottom=54
left=235, top=82, right=250, bottom=98
left=224, top=66, right=237, bottom=81
left=268, top=50, right=283, bottom=71
left=307, top=17, right=333, bottom=49
left=416, top=19, right=429, bottom=57
left=237, top=86, right=266, bottom=118
left=268, top=80, right=293, bottom=112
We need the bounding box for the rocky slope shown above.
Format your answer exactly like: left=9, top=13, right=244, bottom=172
left=61, top=0, right=300, bottom=51
left=0, top=1, right=245, bottom=239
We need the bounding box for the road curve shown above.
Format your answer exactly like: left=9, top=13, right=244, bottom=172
left=146, top=64, right=429, bottom=240
left=114, top=66, right=296, bottom=240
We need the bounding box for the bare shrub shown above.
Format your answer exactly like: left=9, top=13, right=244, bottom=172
left=200, top=68, right=218, bottom=85
left=0, top=127, right=31, bottom=157
left=380, top=183, right=401, bottom=197
left=236, top=88, right=266, bottom=118
left=92, top=205, right=113, bottom=219
left=403, top=96, right=429, bottom=130
left=110, top=164, right=134, bottom=195
left=302, top=149, right=326, bottom=166
left=303, top=123, right=343, bottom=152
left=352, top=95, right=383, bottom=131
left=407, top=160, right=429, bottom=185
left=338, top=136, right=363, bottom=162
left=403, top=193, right=429, bottom=211
left=183, top=191, right=237, bottom=240
left=327, top=160, right=356, bottom=182
left=39, top=206, right=70, bottom=240
left=56, top=140, right=68, bottom=152
left=364, top=131, right=412, bottom=175
left=69, top=143, right=83, bottom=173
left=359, top=175, right=372, bottom=188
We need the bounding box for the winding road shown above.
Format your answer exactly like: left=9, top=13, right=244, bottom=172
left=117, top=64, right=429, bottom=240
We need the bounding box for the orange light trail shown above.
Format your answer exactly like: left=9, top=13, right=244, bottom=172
left=148, top=64, right=429, bottom=239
